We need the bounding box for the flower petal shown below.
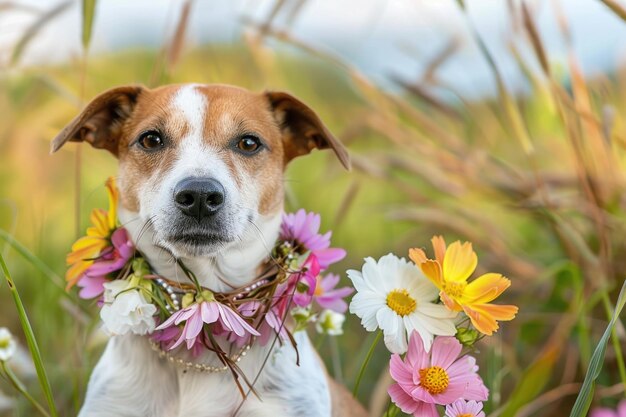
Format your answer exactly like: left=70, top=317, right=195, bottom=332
left=389, top=354, right=414, bottom=386
left=349, top=291, right=385, bottom=332
left=388, top=383, right=419, bottom=415
left=431, top=235, right=447, bottom=265
left=463, top=273, right=511, bottom=304
left=442, top=241, right=477, bottom=283
left=183, top=310, right=203, bottom=341
left=200, top=302, right=220, bottom=324
left=430, top=336, right=462, bottom=370
left=408, top=247, right=428, bottom=264
left=378, top=308, right=407, bottom=354
left=463, top=303, right=518, bottom=335
left=406, top=331, right=430, bottom=370
left=421, top=261, right=445, bottom=289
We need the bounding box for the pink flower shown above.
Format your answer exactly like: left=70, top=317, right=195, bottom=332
left=388, top=332, right=488, bottom=417
left=152, top=326, right=206, bottom=356
left=312, top=273, right=354, bottom=313
left=445, top=400, right=485, bottom=417
left=591, top=400, right=626, bottom=417
left=291, top=255, right=321, bottom=307
left=156, top=298, right=260, bottom=350
left=77, top=275, right=107, bottom=299
left=76, top=228, right=134, bottom=299
left=229, top=301, right=289, bottom=347
left=280, top=209, right=346, bottom=269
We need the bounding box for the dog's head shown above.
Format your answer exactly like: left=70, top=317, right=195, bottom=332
left=52, top=84, right=349, bottom=261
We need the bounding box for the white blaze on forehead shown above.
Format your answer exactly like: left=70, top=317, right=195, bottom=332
left=171, top=84, right=207, bottom=137
left=161, top=84, right=250, bottom=209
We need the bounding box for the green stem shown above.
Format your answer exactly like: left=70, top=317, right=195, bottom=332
left=0, top=361, right=51, bottom=417
left=600, top=290, right=626, bottom=396
left=0, top=253, right=58, bottom=417
left=352, top=330, right=382, bottom=397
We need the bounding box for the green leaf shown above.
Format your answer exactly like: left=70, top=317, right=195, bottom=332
left=569, top=279, right=626, bottom=417
left=81, top=0, right=97, bottom=50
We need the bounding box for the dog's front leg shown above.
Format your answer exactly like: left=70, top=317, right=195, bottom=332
left=79, top=336, right=179, bottom=417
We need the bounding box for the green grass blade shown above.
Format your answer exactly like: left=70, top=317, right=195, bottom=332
left=0, top=229, right=81, bottom=306
left=0, top=253, right=58, bottom=417
left=569, top=279, right=626, bottom=417
left=81, top=0, right=97, bottom=50
left=352, top=330, right=382, bottom=397
left=1, top=362, right=51, bottom=417
left=0, top=229, right=64, bottom=290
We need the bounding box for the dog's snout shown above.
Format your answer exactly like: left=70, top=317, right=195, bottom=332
left=174, top=177, right=225, bottom=220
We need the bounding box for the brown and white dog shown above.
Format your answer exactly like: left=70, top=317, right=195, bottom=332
left=51, top=84, right=367, bottom=417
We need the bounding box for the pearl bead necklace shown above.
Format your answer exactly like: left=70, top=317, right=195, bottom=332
left=150, top=341, right=251, bottom=373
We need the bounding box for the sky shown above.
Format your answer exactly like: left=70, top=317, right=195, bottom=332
left=1, top=0, right=626, bottom=98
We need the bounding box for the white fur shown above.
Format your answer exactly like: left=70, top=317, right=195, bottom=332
left=79, top=85, right=332, bottom=417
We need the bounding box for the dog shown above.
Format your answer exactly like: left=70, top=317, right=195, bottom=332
left=51, top=84, right=368, bottom=417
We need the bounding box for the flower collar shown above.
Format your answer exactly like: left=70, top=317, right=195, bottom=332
left=67, top=178, right=353, bottom=378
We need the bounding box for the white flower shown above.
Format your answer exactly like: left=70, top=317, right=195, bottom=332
left=0, top=328, right=16, bottom=362
left=347, top=254, right=457, bottom=354
left=291, top=306, right=316, bottom=332
left=316, top=310, right=345, bottom=336
left=100, top=280, right=157, bottom=336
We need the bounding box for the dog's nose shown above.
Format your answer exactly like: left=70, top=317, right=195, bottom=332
left=174, top=177, right=225, bottom=220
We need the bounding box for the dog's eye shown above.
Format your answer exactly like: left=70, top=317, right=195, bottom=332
left=236, top=136, right=262, bottom=154
left=137, top=131, right=164, bottom=150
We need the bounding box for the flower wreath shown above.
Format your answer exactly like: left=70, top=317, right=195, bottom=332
left=66, top=178, right=353, bottom=379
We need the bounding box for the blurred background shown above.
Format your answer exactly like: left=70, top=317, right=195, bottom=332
left=1, top=0, right=626, bottom=416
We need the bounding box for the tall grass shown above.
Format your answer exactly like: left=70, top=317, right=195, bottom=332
left=0, top=1, right=626, bottom=416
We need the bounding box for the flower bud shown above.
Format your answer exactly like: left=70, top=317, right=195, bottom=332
left=456, top=327, right=479, bottom=347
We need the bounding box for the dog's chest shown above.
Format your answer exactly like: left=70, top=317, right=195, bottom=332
left=80, top=333, right=331, bottom=417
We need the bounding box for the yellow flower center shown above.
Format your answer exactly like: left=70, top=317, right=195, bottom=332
left=386, top=289, right=417, bottom=316
left=0, top=339, right=8, bottom=349
left=418, top=366, right=449, bottom=394
left=443, top=281, right=467, bottom=298
left=458, top=414, right=474, bottom=417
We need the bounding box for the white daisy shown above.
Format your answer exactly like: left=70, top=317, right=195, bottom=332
left=347, top=253, right=457, bottom=353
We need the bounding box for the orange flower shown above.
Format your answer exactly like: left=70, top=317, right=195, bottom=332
left=65, top=177, right=119, bottom=289
left=409, top=236, right=518, bottom=336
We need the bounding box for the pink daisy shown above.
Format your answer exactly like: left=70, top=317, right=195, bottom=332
left=229, top=301, right=289, bottom=347
left=312, top=273, right=354, bottom=313
left=388, top=332, right=488, bottom=417
left=591, top=400, right=626, bottom=417
left=156, top=298, right=260, bottom=350
left=445, top=400, right=486, bottom=417
left=77, top=228, right=134, bottom=299
left=280, top=209, right=346, bottom=269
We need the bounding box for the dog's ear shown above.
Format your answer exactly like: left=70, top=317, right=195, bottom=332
left=50, top=85, right=146, bottom=156
left=265, top=91, right=350, bottom=170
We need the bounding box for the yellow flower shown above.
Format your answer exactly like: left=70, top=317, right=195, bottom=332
left=409, top=236, right=518, bottom=336
left=65, top=177, right=119, bottom=289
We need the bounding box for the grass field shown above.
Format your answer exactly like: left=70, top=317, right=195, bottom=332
left=2, top=1, right=626, bottom=416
